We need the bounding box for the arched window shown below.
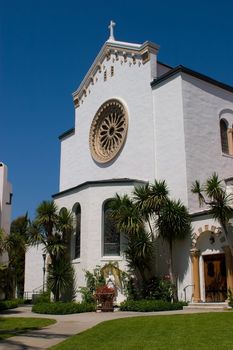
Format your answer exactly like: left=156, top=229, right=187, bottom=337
left=220, top=119, right=229, bottom=154
left=73, top=203, right=81, bottom=259
left=103, top=201, right=120, bottom=256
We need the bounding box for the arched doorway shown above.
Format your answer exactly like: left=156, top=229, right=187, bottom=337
left=203, top=254, right=227, bottom=302
left=191, top=225, right=233, bottom=303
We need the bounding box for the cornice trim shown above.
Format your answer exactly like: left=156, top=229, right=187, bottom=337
left=52, top=178, right=148, bottom=198
left=59, top=128, right=75, bottom=140
left=151, top=65, right=233, bottom=93
left=72, top=40, right=160, bottom=106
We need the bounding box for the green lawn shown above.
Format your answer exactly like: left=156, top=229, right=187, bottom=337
left=0, top=317, right=56, bottom=340
left=50, top=313, right=233, bottom=350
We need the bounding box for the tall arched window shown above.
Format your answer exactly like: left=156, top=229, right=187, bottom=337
left=103, top=201, right=120, bottom=256
left=220, top=119, right=229, bottom=154
left=73, top=203, right=81, bottom=259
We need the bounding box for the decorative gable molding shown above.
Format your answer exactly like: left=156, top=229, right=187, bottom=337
left=73, top=40, right=160, bottom=108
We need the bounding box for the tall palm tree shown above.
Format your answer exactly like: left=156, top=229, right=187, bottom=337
left=109, top=194, right=143, bottom=234
left=125, top=227, right=154, bottom=283
left=133, top=180, right=169, bottom=236
left=35, top=201, right=58, bottom=242
left=47, top=256, right=75, bottom=302
left=111, top=181, right=191, bottom=300
left=29, top=201, right=75, bottom=301
left=57, top=207, right=74, bottom=259
left=157, top=199, right=192, bottom=284
left=134, top=180, right=169, bottom=216
left=30, top=201, right=74, bottom=262
left=2, top=215, right=29, bottom=298
left=109, top=194, right=153, bottom=284
left=192, top=173, right=233, bottom=252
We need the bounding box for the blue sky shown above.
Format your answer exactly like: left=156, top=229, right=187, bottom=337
left=1, top=0, right=233, bottom=220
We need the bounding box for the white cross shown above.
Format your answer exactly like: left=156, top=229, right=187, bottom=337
left=108, top=20, right=116, bottom=41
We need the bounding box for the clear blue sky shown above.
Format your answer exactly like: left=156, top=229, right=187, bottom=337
left=1, top=0, right=233, bottom=220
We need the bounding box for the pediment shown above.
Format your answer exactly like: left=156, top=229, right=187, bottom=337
left=72, top=39, right=160, bottom=108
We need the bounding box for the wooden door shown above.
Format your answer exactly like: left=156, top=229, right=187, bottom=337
left=204, top=254, right=227, bottom=302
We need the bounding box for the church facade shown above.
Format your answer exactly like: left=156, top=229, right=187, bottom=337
left=26, top=25, right=233, bottom=303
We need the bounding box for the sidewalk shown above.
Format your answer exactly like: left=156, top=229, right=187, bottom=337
left=0, top=306, right=223, bottom=350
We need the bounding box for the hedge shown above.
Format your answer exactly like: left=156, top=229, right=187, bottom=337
left=0, top=299, right=18, bottom=311
left=120, top=299, right=187, bottom=312
left=32, top=302, right=96, bottom=314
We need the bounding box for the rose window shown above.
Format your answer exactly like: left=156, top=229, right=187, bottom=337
left=89, top=99, right=128, bottom=163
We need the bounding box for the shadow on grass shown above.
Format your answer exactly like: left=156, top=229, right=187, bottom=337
left=0, top=327, right=42, bottom=340
left=0, top=309, right=26, bottom=315
left=0, top=329, right=71, bottom=350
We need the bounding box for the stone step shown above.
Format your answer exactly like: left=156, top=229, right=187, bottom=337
left=184, top=302, right=230, bottom=310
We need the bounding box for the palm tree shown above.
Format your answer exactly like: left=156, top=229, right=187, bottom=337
left=57, top=207, right=74, bottom=259
left=109, top=194, right=153, bottom=284
left=2, top=215, right=29, bottom=298
left=125, top=227, right=154, bottom=284
left=29, top=201, right=75, bottom=301
left=192, top=173, right=233, bottom=252
left=35, top=201, right=58, bottom=243
left=133, top=180, right=169, bottom=236
left=110, top=181, right=191, bottom=300
left=134, top=180, right=169, bottom=216
left=30, top=201, right=74, bottom=261
left=109, top=194, right=143, bottom=234
left=157, top=199, right=192, bottom=284
left=47, top=256, right=75, bottom=302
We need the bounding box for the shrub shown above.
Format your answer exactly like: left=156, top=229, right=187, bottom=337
left=228, top=289, right=233, bottom=308
left=119, top=299, right=187, bottom=312
left=13, top=297, right=32, bottom=305
left=32, top=302, right=96, bottom=314
left=33, top=291, right=51, bottom=305
left=0, top=299, right=18, bottom=311
left=79, top=287, right=95, bottom=304
left=144, top=277, right=175, bottom=301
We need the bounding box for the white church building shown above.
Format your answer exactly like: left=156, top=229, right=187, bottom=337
left=25, top=23, right=233, bottom=303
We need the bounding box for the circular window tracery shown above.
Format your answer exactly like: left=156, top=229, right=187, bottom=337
left=89, top=99, right=128, bottom=163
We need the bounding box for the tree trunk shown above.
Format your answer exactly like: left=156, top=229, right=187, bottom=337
left=168, top=239, right=178, bottom=302
left=54, top=287, right=60, bottom=302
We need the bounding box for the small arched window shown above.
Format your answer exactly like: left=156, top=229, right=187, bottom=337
left=220, top=119, right=229, bottom=154
left=73, top=203, right=81, bottom=259
left=103, top=201, right=120, bottom=256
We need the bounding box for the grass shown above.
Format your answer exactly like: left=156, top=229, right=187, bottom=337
left=50, top=313, right=233, bottom=350
left=0, top=317, right=56, bottom=340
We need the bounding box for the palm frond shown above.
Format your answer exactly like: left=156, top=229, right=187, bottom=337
left=108, top=194, right=143, bottom=235
left=191, top=180, right=205, bottom=206
left=157, top=199, right=192, bottom=242
left=205, top=173, right=224, bottom=201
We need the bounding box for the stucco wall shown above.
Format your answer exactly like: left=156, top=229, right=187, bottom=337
left=152, top=75, right=188, bottom=205
left=59, top=55, right=156, bottom=192
left=54, top=181, right=142, bottom=301
left=24, top=244, right=44, bottom=297
left=182, top=73, right=233, bottom=212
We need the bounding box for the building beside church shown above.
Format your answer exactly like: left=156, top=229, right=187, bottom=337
left=0, top=162, right=12, bottom=264
left=25, top=23, right=233, bottom=303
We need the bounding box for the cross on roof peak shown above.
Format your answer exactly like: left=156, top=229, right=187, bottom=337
left=108, top=20, right=116, bottom=41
